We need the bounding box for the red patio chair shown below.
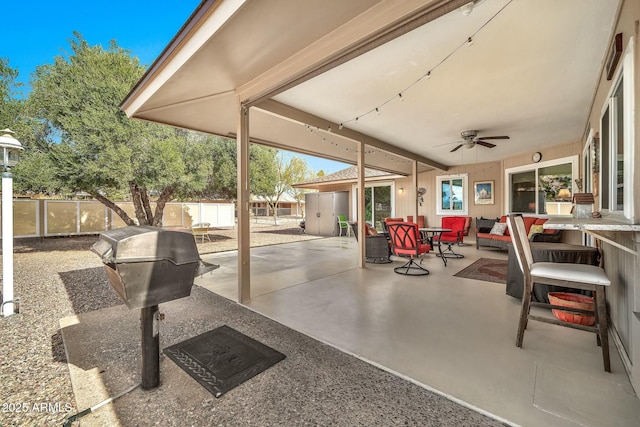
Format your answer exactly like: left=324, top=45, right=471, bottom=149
left=433, top=216, right=465, bottom=258
left=387, top=222, right=431, bottom=276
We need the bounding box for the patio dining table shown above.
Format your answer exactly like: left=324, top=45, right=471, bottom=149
left=420, top=227, right=451, bottom=267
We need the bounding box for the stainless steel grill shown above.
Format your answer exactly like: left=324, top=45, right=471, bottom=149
left=91, top=226, right=218, bottom=388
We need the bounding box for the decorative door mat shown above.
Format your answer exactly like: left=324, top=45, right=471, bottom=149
left=164, top=325, right=285, bottom=397
left=453, top=258, right=507, bottom=284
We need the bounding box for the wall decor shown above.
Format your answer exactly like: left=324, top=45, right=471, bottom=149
left=474, top=180, right=494, bottom=205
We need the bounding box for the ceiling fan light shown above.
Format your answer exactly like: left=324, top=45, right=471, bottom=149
left=464, top=142, right=475, bottom=149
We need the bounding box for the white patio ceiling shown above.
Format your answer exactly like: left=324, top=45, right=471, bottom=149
left=121, top=0, right=620, bottom=175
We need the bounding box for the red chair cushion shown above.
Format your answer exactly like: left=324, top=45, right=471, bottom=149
left=436, top=216, right=465, bottom=243
left=387, top=223, right=431, bottom=258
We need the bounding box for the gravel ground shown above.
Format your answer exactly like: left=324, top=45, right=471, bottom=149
left=0, top=221, right=317, bottom=427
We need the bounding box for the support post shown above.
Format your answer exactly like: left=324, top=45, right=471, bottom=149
left=237, top=99, right=251, bottom=302
left=2, top=172, right=14, bottom=317
left=412, top=160, right=418, bottom=221
left=357, top=142, right=366, bottom=268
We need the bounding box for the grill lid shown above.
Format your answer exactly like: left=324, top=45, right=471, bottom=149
left=91, top=226, right=201, bottom=265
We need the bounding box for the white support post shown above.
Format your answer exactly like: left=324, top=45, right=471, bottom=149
left=2, top=172, right=14, bottom=316
left=237, top=99, right=251, bottom=302
left=357, top=142, right=366, bottom=268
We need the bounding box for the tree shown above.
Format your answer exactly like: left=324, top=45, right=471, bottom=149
left=0, top=59, right=57, bottom=194
left=0, top=58, right=22, bottom=127
left=261, top=153, right=314, bottom=223
left=24, top=33, right=215, bottom=226
left=285, top=156, right=314, bottom=218
left=262, top=152, right=288, bottom=224
left=208, top=139, right=278, bottom=202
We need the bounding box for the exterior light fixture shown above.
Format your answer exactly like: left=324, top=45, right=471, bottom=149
left=0, top=129, right=23, bottom=317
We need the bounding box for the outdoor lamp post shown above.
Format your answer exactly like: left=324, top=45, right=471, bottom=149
left=0, top=129, right=23, bottom=317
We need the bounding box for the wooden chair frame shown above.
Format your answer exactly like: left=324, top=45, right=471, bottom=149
left=507, top=214, right=611, bottom=372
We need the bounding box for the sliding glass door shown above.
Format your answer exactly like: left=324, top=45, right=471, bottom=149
left=353, top=183, right=392, bottom=231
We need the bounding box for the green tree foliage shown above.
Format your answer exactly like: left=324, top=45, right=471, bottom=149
left=285, top=156, right=314, bottom=219
left=261, top=153, right=314, bottom=223
left=24, top=33, right=216, bottom=225
left=208, top=139, right=277, bottom=202
left=0, top=58, right=22, bottom=126
left=0, top=59, right=56, bottom=193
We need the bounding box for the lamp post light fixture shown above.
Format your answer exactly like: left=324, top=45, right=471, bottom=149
left=0, top=129, right=23, bottom=317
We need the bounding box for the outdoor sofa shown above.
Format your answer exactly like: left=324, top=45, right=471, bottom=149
left=476, top=215, right=562, bottom=250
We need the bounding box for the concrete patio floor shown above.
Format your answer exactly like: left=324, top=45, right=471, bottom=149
left=197, top=236, right=640, bottom=427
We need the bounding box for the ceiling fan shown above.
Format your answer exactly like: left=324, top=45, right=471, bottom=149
left=449, top=130, right=510, bottom=152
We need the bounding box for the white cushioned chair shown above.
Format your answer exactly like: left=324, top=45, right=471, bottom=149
left=507, top=214, right=611, bottom=372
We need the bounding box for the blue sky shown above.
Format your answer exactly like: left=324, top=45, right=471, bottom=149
left=2, top=1, right=348, bottom=175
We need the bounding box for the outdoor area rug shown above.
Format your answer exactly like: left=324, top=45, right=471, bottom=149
left=453, top=258, right=508, bottom=284
left=164, top=324, right=286, bottom=397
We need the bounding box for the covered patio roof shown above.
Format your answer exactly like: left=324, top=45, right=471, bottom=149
left=120, top=0, right=622, bottom=300
left=121, top=0, right=620, bottom=175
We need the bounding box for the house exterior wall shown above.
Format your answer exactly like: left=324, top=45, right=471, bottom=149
left=393, top=141, right=581, bottom=241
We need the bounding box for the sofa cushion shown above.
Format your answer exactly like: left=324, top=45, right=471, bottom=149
left=486, top=233, right=511, bottom=242
left=490, top=222, right=508, bottom=235
left=523, top=217, right=538, bottom=234
left=534, top=217, right=555, bottom=234
left=527, top=224, right=544, bottom=239
left=498, top=216, right=509, bottom=235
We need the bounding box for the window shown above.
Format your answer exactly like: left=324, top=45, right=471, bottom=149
left=436, top=174, right=468, bottom=215
left=599, top=37, right=634, bottom=219
left=505, top=156, right=578, bottom=216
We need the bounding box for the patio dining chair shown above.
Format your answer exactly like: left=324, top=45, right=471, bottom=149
left=387, top=222, right=431, bottom=276
left=432, top=216, right=466, bottom=258
left=337, top=214, right=350, bottom=237
left=191, top=222, right=211, bottom=243
left=506, top=214, right=611, bottom=372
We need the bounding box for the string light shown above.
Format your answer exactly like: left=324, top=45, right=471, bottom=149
left=335, top=0, right=512, bottom=129
left=301, top=123, right=410, bottom=164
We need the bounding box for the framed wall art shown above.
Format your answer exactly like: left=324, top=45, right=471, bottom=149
left=474, top=180, right=494, bottom=205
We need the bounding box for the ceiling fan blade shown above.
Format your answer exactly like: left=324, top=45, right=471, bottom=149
left=476, top=140, right=496, bottom=148
left=450, top=144, right=463, bottom=152
left=434, top=139, right=463, bottom=148
left=477, top=135, right=509, bottom=140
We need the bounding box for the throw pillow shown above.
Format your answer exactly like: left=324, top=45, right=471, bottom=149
left=527, top=224, right=544, bottom=239
left=489, top=222, right=507, bottom=235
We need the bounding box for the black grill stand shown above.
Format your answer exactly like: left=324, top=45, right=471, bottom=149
left=141, top=305, right=160, bottom=389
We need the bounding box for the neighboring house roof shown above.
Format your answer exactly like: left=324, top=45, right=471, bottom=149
left=293, top=166, right=403, bottom=189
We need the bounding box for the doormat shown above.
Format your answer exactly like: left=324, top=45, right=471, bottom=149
left=453, top=258, right=507, bottom=284
left=164, top=325, right=285, bottom=398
